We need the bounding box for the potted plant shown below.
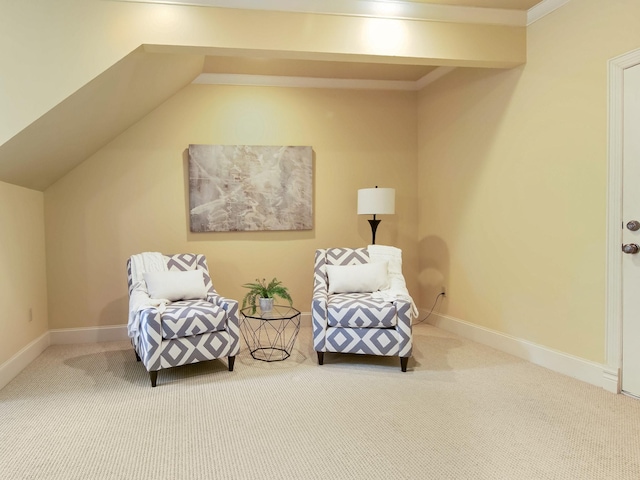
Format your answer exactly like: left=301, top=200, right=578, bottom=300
left=241, top=277, right=293, bottom=314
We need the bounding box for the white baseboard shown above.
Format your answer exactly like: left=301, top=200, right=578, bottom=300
left=602, top=367, right=620, bottom=394
left=0, top=331, right=50, bottom=391
left=0, top=325, right=130, bottom=390
left=426, top=312, right=607, bottom=389
left=1, top=313, right=610, bottom=393
left=49, top=325, right=130, bottom=344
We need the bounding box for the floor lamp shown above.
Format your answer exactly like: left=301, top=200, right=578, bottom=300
left=357, top=186, right=395, bottom=245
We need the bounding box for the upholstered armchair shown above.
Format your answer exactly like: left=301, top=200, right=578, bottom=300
left=126, top=252, right=240, bottom=387
left=312, top=246, right=414, bottom=371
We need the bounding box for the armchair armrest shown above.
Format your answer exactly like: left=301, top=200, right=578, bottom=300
left=393, top=299, right=413, bottom=357
left=207, top=293, right=238, bottom=319
left=207, top=292, right=224, bottom=306
left=393, top=298, right=413, bottom=326
left=207, top=292, right=240, bottom=356
left=312, top=249, right=330, bottom=352
left=137, top=307, right=163, bottom=371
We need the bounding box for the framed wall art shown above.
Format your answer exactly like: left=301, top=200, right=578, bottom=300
left=188, top=144, right=313, bottom=232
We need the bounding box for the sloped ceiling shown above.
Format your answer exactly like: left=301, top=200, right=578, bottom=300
left=0, top=48, right=204, bottom=191
left=0, top=0, right=550, bottom=192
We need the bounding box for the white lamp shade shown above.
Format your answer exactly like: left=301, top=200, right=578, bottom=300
left=357, top=188, right=395, bottom=215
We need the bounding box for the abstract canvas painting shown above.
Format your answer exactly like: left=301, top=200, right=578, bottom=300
left=188, top=145, right=313, bottom=232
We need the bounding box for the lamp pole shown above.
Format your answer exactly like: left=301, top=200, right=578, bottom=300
left=368, top=214, right=381, bottom=245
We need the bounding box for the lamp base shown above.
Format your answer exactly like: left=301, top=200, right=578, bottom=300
left=368, top=218, right=381, bottom=245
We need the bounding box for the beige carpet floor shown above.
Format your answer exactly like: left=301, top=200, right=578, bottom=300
left=1, top=322, right=639, bottom=480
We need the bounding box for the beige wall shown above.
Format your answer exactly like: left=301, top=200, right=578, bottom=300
left=44, top=84, right=418, bottom=329
left=0, top=181, right=48, bottom=365
left=417, top=0, right=640, bottom=363
left=10, top=0, right=640, bottom=371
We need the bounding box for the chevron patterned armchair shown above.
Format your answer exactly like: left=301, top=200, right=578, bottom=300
left=126, top=253, right=240, bottom=387
left=312, top=247, right=413, bottom=371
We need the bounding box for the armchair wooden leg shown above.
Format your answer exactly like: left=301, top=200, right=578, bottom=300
left=400, top=357, right=409, bottom=372
left=134, top=351, right=141, bottom=362
left=317, top=351, right=324, bottom=365
left=149, top=371, right=158, bottom=387
left=228, top=356, right=235, bottom=372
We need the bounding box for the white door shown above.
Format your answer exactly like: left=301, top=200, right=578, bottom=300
left=622, top=62, right=640, bottom=398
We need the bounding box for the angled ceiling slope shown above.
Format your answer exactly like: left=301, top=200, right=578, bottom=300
left=0, top=48, right=204, bottom=191
left=0, top=0, right=564, bottom=192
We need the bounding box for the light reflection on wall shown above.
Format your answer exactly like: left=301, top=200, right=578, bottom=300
left=362, top=18, right=408, bottom=55
left=368, top=1, right=406, bottom=18
left=111, top=4, right=188, bottom=42
left=147, top=4, right=184, bottom=29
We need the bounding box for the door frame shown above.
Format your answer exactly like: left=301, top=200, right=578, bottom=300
left=605, top=48, right=640, bottom=393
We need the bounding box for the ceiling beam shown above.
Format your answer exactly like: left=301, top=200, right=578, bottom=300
left=110, top=0, right=527, bottom=26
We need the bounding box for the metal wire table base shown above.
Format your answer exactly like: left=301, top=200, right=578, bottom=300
left=240, top=306, right=301, bottom=362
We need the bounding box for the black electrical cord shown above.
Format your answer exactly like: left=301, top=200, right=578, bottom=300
left=414, top=292, right=445, bottom=325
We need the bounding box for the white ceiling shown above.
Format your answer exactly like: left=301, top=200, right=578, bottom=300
left=0, top=0, right=561, bottom=191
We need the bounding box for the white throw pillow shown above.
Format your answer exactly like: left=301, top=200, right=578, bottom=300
left=143, top=270, right=207, bottom=301
left=326, top=262, right=389, bottom=294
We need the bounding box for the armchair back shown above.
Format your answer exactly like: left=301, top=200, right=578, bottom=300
left=127, top=253, right=216, bottom=296
left=313, top=247, right=369, bottom=297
